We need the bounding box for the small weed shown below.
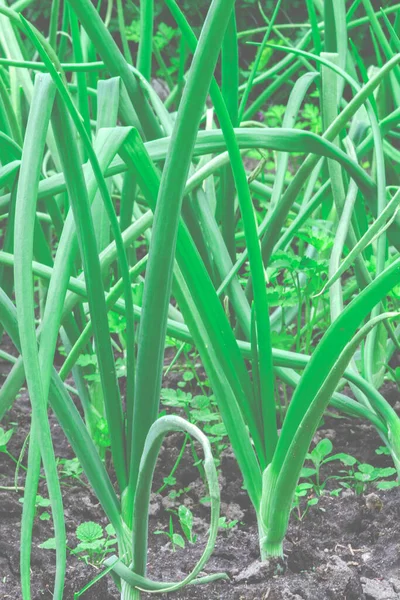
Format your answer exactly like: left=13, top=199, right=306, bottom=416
left=293, top=439, right=399, bottom=518
left=70, top=522, right=117, bottom=567
left=39, top=522, right=117, bottom=568
left=154, top=515, right=186, bottom=551
left=155, top=505, right=198, bottom=550
left=218, top=516, right=239, bottom=531
left=19, top=494, right=52, bottom=521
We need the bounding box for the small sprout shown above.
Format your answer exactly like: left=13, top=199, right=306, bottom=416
left=218, top=516, right=238, bottom=531
left=376, top=446, right=391, bottom=456
left=199, top=496, right=211, bottom=506
left=178, top=505, right=197, bottom=544
left=265, top=104, right=286, bottom=127
left=171, top=533, right=185, bottom=549
left=160, top=388, right=192, bottom=409
left=71, top=521, right=117, bottom=567
left=58, top=457, right=85, bottom=486
left=163, top=475, right=177, bottom=487
left=308, top=438, right=333, bottom=464
left=0, top=427, right=13, bottom=452
left=207, top=422, right=227, bottom=438
left=296, top=439, right=397, bottom=515
left=352, top=464, right=397, bottom=494
left=19, top=495, right=52, bottom=521
left=376, top=480, right=399, bottom=490
left=302, top=438, right=356, bottom=495
left=293, top=482, right=318, bottom=520
left=38, top=537, right=56, bottom=550
left=180, top=370, right=195, bottom=386
left=93, top=418, right=111, bottom=449
left=76, top=521, right=103, bottom=543
left=155, top=516, right=185, bottom=552
left=168, top=486, right=190, bottom=500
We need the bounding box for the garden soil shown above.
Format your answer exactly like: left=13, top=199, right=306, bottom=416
left=1, top=346, right=400, bottom=599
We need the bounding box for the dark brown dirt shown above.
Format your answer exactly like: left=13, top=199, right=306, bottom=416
left=1, top=341, right=400, bottom=599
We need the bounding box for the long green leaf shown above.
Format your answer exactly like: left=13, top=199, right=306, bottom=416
left=130, top=0, right=237, bottom=499
left=13, top=73, right=66, bottom=600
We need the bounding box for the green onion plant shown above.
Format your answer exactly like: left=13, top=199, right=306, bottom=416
left=1, top=0, right=400, bottom=597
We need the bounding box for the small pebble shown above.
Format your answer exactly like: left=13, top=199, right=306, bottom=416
left=365, top=493, right=383, bottom=511
left=362, top=552, right=372, bottom=563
